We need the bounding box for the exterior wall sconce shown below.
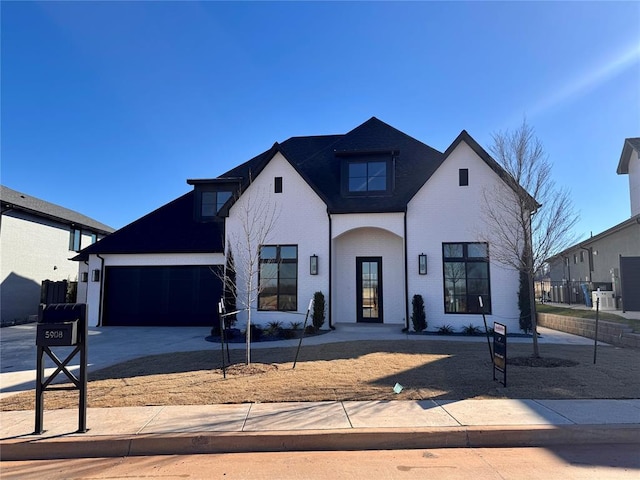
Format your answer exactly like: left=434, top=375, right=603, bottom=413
left=419, top=253, right=427, bottom=275
left=81, top=272, right=88, bottom=283
left=91, top=269, right=100, bottom=282
left=310, top=254, right=318, bottom=275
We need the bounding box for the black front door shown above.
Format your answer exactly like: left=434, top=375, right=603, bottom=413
left=356, top=257, right=383, bottom=323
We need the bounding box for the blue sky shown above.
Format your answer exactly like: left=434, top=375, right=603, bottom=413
left=2, top=1, right=639, bottom=241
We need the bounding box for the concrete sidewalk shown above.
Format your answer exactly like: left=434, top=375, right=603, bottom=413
left=2, top=399, right=640, bottom=460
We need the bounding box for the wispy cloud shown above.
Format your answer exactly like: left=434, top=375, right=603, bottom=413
left=529, top=41, right=640, bottom=118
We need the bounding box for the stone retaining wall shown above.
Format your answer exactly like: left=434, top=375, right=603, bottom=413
left=537, top=313, right=640, bottom=349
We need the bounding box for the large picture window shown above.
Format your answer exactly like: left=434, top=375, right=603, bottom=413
left=443, top=242, right=491, bottom=314
left=258, top=245, right=298, bottom=311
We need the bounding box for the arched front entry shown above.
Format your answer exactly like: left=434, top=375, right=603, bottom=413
left=332, top=227, right=405, bottom=325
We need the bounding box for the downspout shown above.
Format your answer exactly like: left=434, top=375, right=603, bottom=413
left=403, top=209, right=409, bottom=332
left=579, top=245, right=593, bottom=283
left=96, top=254, right=105, bottom=327
left=327, top=209, right=334, bottom=329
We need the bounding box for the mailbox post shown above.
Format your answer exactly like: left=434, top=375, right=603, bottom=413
left=35, top=303, right=88, bottom=434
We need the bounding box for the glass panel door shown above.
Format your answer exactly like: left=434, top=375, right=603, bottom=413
left=356, top=257, right=383, bottom=323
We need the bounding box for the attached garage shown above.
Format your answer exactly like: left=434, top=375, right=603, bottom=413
left=102, top=265, right=223, bottom=327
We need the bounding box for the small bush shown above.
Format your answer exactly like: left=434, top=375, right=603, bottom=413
left=304, top=325, right=316, bottom=335
left=462, top=324, right=481, bottom=336
left=437, top=324, right=455, bottom=335
left=411, top=294, right=427, bottom=332
left=289, top=321, right=302, bottom=331
left=281, top=329, right=296, bottom=340
left=248, top=324, right=263, bottom=341
left=265, top=320, right=283, bottom=336
left=312, top=291, right=326, bottom=332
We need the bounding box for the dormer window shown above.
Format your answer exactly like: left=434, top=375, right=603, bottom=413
left=338, top=150, right=396, bottom=196
left=201, top=191, right=232, bottom=217
left=348, top=161, right=387, bottom=192
left=188, top=178, right=241, bottom=221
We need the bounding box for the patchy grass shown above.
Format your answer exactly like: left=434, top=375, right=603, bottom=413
left=2, top=340, right=638, bottom=411
left=537, top=303, right=640, bottom=332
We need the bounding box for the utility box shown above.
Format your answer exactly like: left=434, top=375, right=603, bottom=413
left=592, top=291, right=616, bottom=311
left=37, top=320, right=78, bottom=346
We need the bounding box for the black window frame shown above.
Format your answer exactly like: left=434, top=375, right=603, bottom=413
left=459, top=168, right=469, bottom=186
left=274, top=176, right=283, bottom=193
left=258, top=244, right=298, bottom=311
left=442, top=242, right=491, bottom=314
left=69, top=228, right=81, bottom=252
left=341, top=156, right=393, bottom=196
left=195, top=187, right=233, bottom=221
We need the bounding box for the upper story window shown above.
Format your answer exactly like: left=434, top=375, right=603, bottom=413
left=274, top=177, right=283, bottom=193
left=197, top=190, right=232, bottom=220
left=338, top=150, right=395, bottom=197
left=348, top=161, right=387, bottom=193
left=90, top=233, right=98, bottom=244
left=69, top=228, right=81, bottom=252
left=459, top=168, right=469, bottom=186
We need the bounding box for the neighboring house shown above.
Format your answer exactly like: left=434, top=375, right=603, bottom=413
left=546, top=137, right=640, bottom=311
left=1, top=185, right=114, bottom=325
left=76, top=118, right=527, bottom=332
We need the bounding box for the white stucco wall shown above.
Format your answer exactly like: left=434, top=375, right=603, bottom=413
left=0, top=211, right=94, bottom=323
left=84, top=253, right=225, bottom=326
left=224, top=152, right=330, bottom=329
left=407, top=140, right=520, bottom=333
left=628, top=148, right=639, bottom=217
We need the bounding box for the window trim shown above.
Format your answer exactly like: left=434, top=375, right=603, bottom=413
left=195, top=187, right=233, bottom=221
left=442, top=242, right=491, bottom=314
left=258, top=244, right=298, bottom=311
left=459, top=168, right=469, bottom=186
left=340, top=155, right=394, bottom=196
left=69, top=228, right=82, bottom=252
left=274, top=177, right=283, bottom=193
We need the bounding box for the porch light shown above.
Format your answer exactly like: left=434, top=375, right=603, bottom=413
left=310, top=254, right=318, bottom=275
left=419, top=253, right=427, bottom=275
left=91, top=269, right=100, bottom=282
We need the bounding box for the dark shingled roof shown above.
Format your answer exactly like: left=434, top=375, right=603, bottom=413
left=0, top=185, right=114, bottom=234
left=220, top=117, right=445, bottom=213
left=78, top=117, right=527, bottom=258
left=75, top=191, right=224, bottom=259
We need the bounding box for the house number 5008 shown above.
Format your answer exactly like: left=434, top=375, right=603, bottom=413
left=44, top=331, right=64, bottom=339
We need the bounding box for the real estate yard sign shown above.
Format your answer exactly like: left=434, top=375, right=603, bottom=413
left=493, top=322, right=507, bottom=387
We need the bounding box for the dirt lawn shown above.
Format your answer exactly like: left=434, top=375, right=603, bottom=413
left=2, top=340, right=639, bottom=411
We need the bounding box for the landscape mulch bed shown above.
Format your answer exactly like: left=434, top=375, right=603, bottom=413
left=2, top=340, right=638, bottom=411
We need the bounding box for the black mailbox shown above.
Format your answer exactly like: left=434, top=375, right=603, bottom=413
left=37, top=320, right=78, bottom=346
left=35, top=303, right=88, bottom=434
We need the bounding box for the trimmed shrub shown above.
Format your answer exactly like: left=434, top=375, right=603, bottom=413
left=312, top=291, right=326, bottom=332
left=411, top=294, right=427, bottom=332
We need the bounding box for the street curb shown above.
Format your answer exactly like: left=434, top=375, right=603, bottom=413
left=2, top=425, right=639, bottom=461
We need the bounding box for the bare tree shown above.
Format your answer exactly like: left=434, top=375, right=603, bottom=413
left=481, top=120, right=579, bottom=357
left=223, top=185, right=280, bottom=365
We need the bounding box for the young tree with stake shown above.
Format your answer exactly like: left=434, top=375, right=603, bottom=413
left=481, top=120, right=578, bottom=358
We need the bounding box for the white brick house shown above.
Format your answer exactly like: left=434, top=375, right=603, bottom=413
left=77, top=118, right=525, bottom=332
left=0, top=186, right=114, bottom=325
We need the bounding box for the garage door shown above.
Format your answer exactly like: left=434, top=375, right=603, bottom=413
left=620, top=257, right=640, bottom=312
left=103, top=265, right=223, bottom=327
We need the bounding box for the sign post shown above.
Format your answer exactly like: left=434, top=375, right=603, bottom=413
left=493, top=322, right=507, bottom=387
left=479, top=296, right=493, bottom=363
